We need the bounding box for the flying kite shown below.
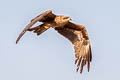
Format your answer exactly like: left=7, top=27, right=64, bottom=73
left=16, top=10, right=92, bottom=73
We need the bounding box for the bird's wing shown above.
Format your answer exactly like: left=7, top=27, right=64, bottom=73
left=16, top=10, right=56, bottom=44
left=55, top=22, right=92, bottom=73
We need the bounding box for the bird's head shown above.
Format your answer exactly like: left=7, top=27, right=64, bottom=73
left=62, top=16, right=71, bottom=22
left=54, top=16, right=71, bottom=26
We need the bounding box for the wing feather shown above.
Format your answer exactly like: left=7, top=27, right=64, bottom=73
left=16, top=10, right=56, bottom=44
left=55, top=23, right=92, bottom=73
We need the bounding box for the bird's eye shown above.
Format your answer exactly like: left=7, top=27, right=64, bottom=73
left=63, top=17, right=69, bottom=19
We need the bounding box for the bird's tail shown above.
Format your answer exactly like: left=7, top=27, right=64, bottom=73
left=28, top=24, right=50, bottom=35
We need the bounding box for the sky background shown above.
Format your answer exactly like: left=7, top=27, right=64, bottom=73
left=0, top=0, right=120, bottom=80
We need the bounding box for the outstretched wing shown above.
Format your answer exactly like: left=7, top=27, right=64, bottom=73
left=55, top=22, right=92, bottom=73
left=16, top=10, right=56, bottom=44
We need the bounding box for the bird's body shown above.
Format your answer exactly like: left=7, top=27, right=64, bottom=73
left=16, top=10, right=92, bottom=74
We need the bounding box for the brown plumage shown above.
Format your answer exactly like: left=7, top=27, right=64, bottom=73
left=16, top=10, right=92, bottom=74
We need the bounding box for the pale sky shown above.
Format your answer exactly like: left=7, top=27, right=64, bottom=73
left=0, top=0, right=120, bottom=80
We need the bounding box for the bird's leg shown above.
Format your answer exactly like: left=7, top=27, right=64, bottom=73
left=27, top=23, right=50, bottom=35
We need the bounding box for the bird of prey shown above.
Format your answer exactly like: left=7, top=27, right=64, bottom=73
left=16, top=10, right=92, bottom=74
